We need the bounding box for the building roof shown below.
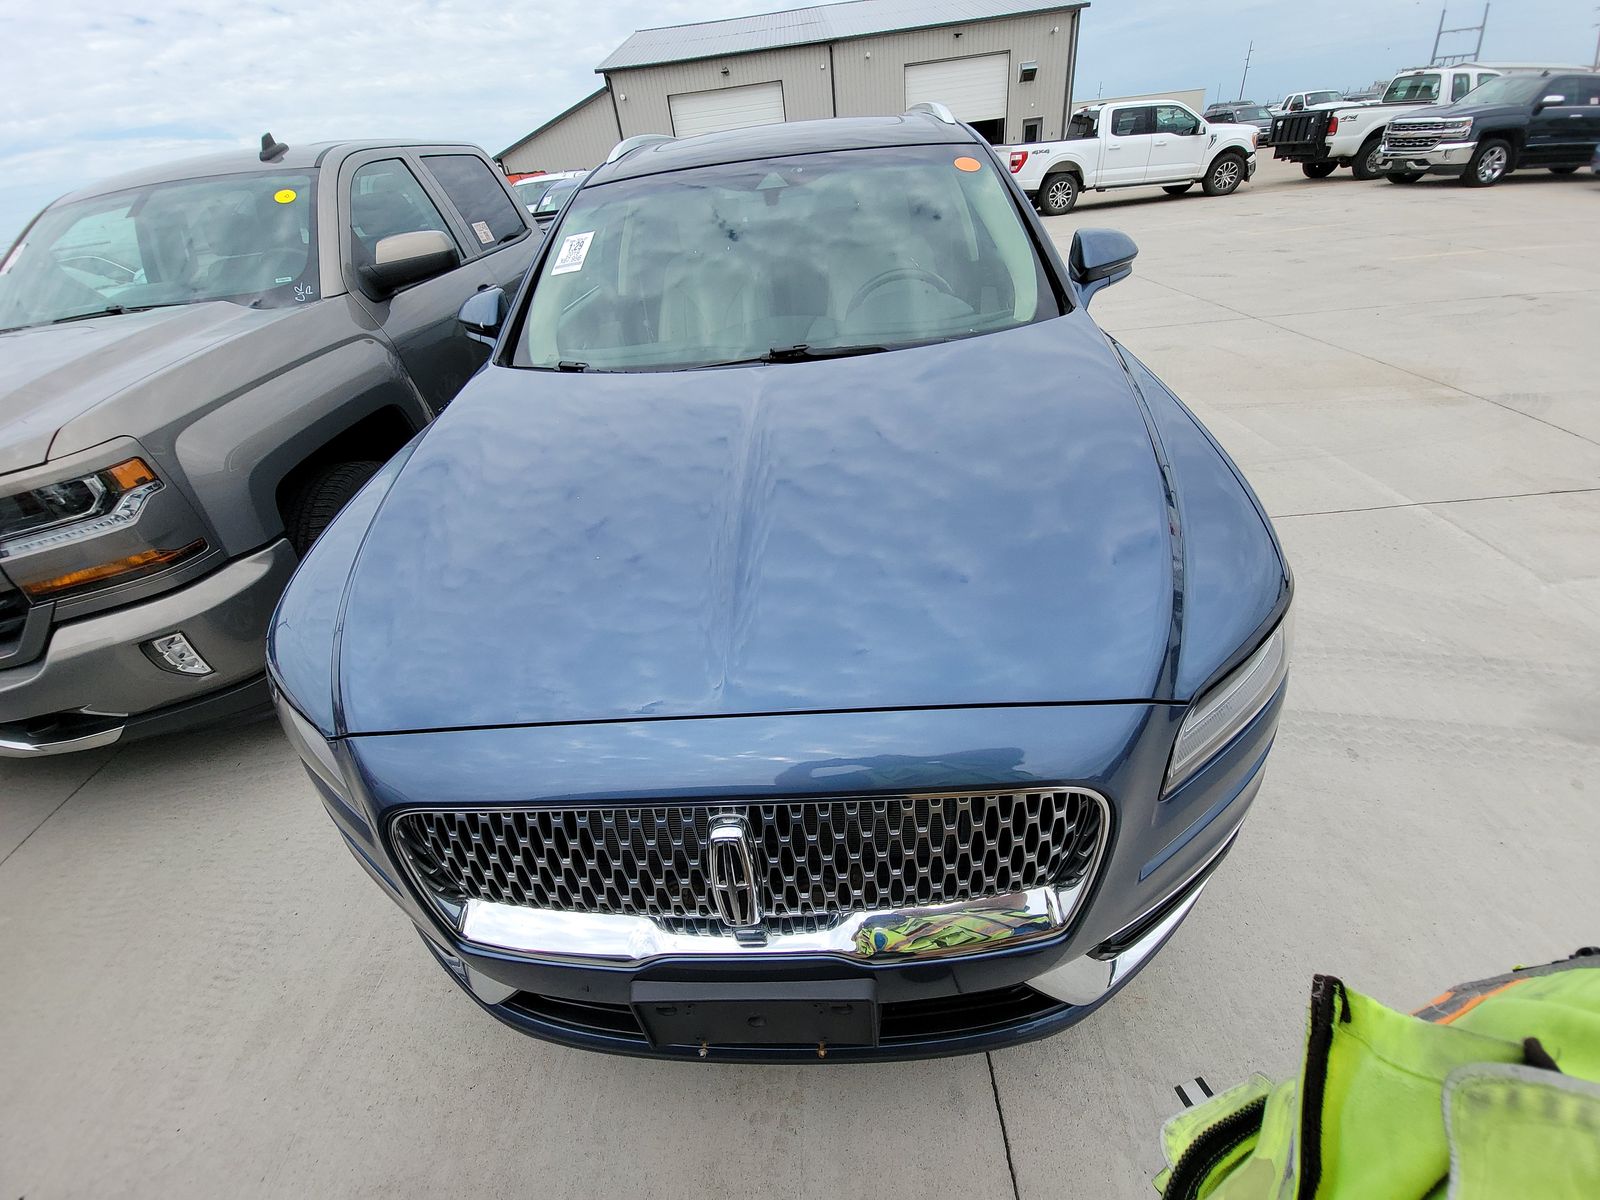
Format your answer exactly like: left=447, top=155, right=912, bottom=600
left=498, top=87, right=612, bottom=160
left=597, top=0, right=1088, bottom=72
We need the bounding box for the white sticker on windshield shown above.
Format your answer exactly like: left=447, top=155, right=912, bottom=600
left=471, top=220, right=494, bottom=245
left=550, top=231, right=594, bottom=275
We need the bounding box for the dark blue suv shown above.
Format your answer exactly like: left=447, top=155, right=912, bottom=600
left=269, top=106, right=1292, bottom=1061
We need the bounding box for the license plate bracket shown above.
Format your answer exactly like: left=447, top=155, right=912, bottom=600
left=631, top=980, right=878, bottom=1049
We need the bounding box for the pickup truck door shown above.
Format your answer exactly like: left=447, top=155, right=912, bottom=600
left=1524, top=77, right=1594, bottom=165
left=339, top=149, right=535, bottom=413
left=1149, top=105, right=1207, bottom=179
left=1102, top=105, right=1155, bottom=184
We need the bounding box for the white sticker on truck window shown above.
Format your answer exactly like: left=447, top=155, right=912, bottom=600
left=550, top=231, right=595, bottom=275
left=471, top=220, right=494, bottom=244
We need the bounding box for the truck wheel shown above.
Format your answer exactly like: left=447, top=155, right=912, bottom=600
left=1549, top=165, right=1579, bottom=175
left=1461, top=139, right=1511, bottom=187
left=1350, top=135, right=1386, bottom=181
left=1386, top=172, right=1423, bottom=184
left=286, top=461, right=382, bottom=554
left=1037, top=172, right=1080, bottom=215
left=1162, top=182, right=1193, bottom=195
left=1202, top=153, right=1246, bottom=196
left=1301, top=161, right=1337, bottom=179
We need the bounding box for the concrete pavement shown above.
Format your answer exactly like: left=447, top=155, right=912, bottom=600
left=3, top=156, right=1598, bottom=1198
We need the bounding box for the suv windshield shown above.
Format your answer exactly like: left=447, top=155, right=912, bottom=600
left=534, top=179, right=582, bottom=215
left=0, top=171, right=318, bottom=332
left=1384, top=74, right=1441, bottom=102
left=1456, top=75, right=1546, bottom=106
left=513, top=178, right=558, bottom=212
left=515, top=145, right=1060, bottom=372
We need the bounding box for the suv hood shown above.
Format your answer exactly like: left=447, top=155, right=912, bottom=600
left=0, top=303, right=285, bottom=475
left=334, top=315, right=1178, bottom=733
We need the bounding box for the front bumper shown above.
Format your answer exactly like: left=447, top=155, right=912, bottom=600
left=1377, top=141, right=1476, bottom=177
left=0, top=539, right=294, bottom=756
left=314, top=691, right=1283, bottom=1061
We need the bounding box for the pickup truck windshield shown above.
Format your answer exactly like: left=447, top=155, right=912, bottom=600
left=1384, top=74, right=1441, bottom=103
left=0, top=171, right=318, bottom=332
left=516, top=145, right=1060, bottom=372
left=1456, top=75, right=1547, bottom=106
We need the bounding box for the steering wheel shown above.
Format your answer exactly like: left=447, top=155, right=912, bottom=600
left=845, top=266, right=956, bottom=317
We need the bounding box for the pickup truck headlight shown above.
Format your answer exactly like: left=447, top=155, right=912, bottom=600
left=1164, top=615, right=1291, bottom=795
left=1437, top=118, right=1474, bottom=139
left=0, top=458, right=206, bottom=599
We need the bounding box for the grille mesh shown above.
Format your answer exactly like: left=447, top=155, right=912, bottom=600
left=395, top=791, right=1104, bottom=925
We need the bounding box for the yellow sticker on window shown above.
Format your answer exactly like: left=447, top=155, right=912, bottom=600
left=953, top=156, right=982, bottom=173
left=273, top=189, right=297, bottom=204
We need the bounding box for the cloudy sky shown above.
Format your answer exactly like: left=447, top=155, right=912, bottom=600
left=1, top=0, right=1590, bottom=240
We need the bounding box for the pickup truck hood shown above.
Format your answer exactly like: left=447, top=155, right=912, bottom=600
left=0, top=303, right=285, bottom=475
left=334, top=315, right=1178, bottom=733
left=1392, top=101, right=1521, bottom=122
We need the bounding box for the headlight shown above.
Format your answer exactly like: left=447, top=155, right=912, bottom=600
left=274, top=690, right=347, bottom=799
left=1438, top=118, right=1474, bottom=139
left=0, top=457, right=207, bottom=599
left=1, top=458, right=159, bottom=544
left=1164, top=615, right=1291, bottom=794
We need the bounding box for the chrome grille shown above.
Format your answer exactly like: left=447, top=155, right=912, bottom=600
left=1385, top=132, right=1443, bottom=151
left=394, top=790, right=1105, bottom=926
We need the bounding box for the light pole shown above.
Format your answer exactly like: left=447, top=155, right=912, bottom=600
left=1238, top=40, right=1254, bottom=101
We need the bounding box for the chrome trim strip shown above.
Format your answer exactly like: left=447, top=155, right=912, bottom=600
left=0, top=722, right=124, bottom=758
left=417, top=787, right=1112, bottom=965
left=1027, top=882, right=1206, bottom=1007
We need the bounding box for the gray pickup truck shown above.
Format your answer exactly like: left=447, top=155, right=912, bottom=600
left=0, top=137, right=538, bottom=755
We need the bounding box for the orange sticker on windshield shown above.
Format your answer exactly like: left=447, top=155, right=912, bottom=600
left=953, top=156, right=982, bottom=172
left=273, top=189, right=297, bottom=204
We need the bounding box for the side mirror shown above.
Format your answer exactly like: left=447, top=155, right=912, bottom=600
left=1069, top=228, right=1138, bottom=306
left=358, top=230, right=458, bottom=299
left=457, top=287, right=506, bottom=347
left=1537, top=94, right=1566, bottom=111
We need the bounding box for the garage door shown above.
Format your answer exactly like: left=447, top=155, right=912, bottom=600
left=669, top=82, right=786, bottom=138
left=904, top=53, right=1010, bottom=123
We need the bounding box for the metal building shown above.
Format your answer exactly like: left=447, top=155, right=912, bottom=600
left=499, top=0, right=1088, bottom=174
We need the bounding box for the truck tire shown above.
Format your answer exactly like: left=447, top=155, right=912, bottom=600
left=1350, top=135, right=1386, bottom=181
left=1301, top=161, right=1337, bottom=179
left=1461, top=139, right=1511, bottom=187
left=1037, top=172, right=1080, bottom=215
left=1549, top=165, right=1579, bottom=175
left=286, top=461, right=382, bottom=554
left=1202, top=153, right=1246, bottom=196
left=1162, top=182, right=1193, bottom=195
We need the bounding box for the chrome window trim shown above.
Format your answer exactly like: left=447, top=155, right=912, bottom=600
left=390, top=787, right=1111, bottom=966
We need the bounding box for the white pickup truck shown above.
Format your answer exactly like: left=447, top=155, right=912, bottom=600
left=1005, top=99, right=1259, bottom=214
left=1270, top=64, right=1506, bottom=179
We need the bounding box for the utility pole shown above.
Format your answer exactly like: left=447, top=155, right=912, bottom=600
left=1592, top=7, right=1599, bottom=71
left=1430, top=4, right=1489, bottom=66
left=1237, top=41, right=1254, bottom=102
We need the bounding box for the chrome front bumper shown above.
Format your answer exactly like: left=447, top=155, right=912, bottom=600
left=1378, top=141, right=1476, bottom=174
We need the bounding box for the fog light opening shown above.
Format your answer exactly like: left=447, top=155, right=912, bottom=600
left=145, top=632, right=213, bottom=676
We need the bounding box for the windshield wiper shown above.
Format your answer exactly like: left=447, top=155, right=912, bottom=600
left=690, top=343, right=891, bottom=370
left=763, top=343, right=889, bottom=362
left=49, top=303, right=180, bottom=326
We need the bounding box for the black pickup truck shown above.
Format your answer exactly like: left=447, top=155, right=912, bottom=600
left=1377, top=71, right=1600, bottom=185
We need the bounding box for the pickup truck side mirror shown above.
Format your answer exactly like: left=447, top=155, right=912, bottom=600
left=457, top=287, right=506, bottom=347
left=1069, top=228, right=1138, bottom=306
left=1537, top=94, right=1566, bottom=111
left=358, top=230, right=459, bottom=300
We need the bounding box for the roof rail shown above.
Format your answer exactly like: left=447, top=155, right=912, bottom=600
left=907, top=101, right=958, bottom=125
left=605, top=133, right=676, bottom=165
